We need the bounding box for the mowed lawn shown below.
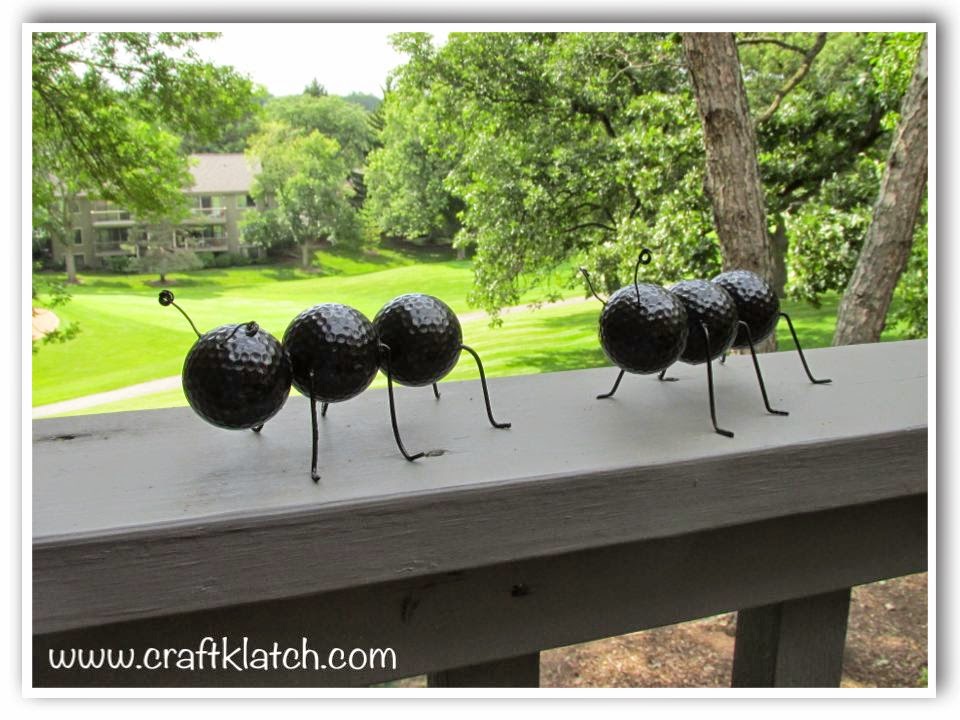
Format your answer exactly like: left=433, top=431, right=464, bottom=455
left=32, top=244, right=579, bottom=408
left=33, top=244, right=918, bottom=415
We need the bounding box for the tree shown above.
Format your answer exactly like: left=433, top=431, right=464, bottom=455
left=364, top=67, right=463, bottom=244
left=262, top=94, right=374, bottom=169
left=130, top=246, right=203, bottom=284
left=304, top=78, right=328, bottom=97
left=682, top=33, right=776, bottom=284
left=32, top=31, right=257, bottom=283
left=380, top=32, right=719, bottom=315
left=341, top=92, right=382, bottom=113
left=682, top=32, right=777, bottom=349
left=246, top=122, right=361, bottom=267
left=378, top=30, right=927, bottom=333
left=833, top=37, right=928, bottom=345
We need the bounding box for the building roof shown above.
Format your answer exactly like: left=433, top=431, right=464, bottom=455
left=187, top=153, right=260, bottom=194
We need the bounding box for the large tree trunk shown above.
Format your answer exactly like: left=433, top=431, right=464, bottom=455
left=770, top=218, right=788, bottom=299
left=63, top=247, right=78, bottom=284
left=833, top=38, right=928, bottom=346
left=301, top=242, right=312, bottom=269
left=683, top=32, right=777, bottom=350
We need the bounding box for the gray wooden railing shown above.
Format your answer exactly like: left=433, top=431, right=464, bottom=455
left=32, top=340, right=927, bottom=688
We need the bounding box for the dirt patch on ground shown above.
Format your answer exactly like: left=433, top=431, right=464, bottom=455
left=385, top=573, right=927, bottom=689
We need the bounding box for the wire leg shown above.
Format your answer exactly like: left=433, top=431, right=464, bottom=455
left=739, top=321, right=789, bottom=416
left=321, top=402, right=329, bottom=418
left=597, top=369, right=625, bottom=399
left=702, top=323, right=734, bottom=438
left=251, top=424, right=264, bottom=433
left=658, top=367, right=679, bottom=382
left=309, top=371, right=321, bottom=482
left=380, top=343, right=425, bottom=461
left=432, top=383, right=441, bottom=400
left=460, top=344, right=511, bottom=429
left=780, top=312, right=832, bottom=384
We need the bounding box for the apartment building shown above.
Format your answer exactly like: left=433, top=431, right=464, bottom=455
left=52, top=154, right=262, bottom=269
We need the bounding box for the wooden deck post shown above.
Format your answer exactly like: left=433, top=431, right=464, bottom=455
left=732, top=588, right=852, bottom=687
left=427, top=653, right=540, bottom=687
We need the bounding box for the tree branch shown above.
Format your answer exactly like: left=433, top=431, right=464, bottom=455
left=736, top=36, right=810, bottom=54
left=755, top=33, right=829, bottom=126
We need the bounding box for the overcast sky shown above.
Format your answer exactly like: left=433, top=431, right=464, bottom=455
left=194, top=24, right=452, bottom=98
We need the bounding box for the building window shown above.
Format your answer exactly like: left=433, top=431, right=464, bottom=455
left=96, top=227, right=129, bottom=248
left=74, top=229, right=83, bottom=245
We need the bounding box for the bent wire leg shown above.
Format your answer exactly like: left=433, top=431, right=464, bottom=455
left=597, top=368, right=625, bottom=400
left=738, top=321, right=789, bottom=416
left=460, top=344, right=512, bottom=429
left=701, top=323, right=735, bottom=438
left=432, top=383, right=441, bottom=400
left=309, top=370, right=321, bottom=482
left=321, top=402, right=329, bottom=418
left=380, top=343, right=426, bottom=461
left=658, top=367, right=679, bottom=382
left=780, top=312, right=832, bottom=384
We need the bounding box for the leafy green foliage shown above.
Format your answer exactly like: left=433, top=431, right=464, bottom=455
left=244, top=122, right=362, bottom=264
left=364, top=88, right=462, bottom=242
left=369, top=31, right=926, bottom=337
left=262, top=93, right=374, bottom=169
left=32, top=32, right=257, bottom=223
left=341, top=92, right=382, bottom=112
left=889, top=199, right=928, bottom=339
left=31, top=31, right=259, bottom=349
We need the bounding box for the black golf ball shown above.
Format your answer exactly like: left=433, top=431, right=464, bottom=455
left=182, top=322, right=292, bottom=430
left=282, top=303, right=380, bottom=402
left=669, top=279, right=739, bottom=365
left=599, top=283, right=689, bottom=374
left=373, top=293, right=462, bottom=386
left=712, top=270, right=780, bottom=349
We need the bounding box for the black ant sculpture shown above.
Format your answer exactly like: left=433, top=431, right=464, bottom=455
left=712, top=270, right=831, bottom=385
left=158, top=290, right=292, bottom=432
left=581, top=251, right=787, bottom=438
left=282, top=295, right=510, bottom=481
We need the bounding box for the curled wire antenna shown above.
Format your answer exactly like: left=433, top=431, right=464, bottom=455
left=158, top=290, right=202, bottom=339
left=633, top=248, right=653, bottom=304
left=578, top=267, right=607, bottom=306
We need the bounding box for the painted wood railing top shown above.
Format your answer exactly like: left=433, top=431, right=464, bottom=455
left=32, top=339, right=927, bottom=634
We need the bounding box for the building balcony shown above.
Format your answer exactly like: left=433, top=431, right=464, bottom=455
left=187, top=207, right=227, bottom=221
left=90, top=210, right=135, bottom=227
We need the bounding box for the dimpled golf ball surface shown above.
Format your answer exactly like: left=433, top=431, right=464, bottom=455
left=669, top=279, right=739, bottom=365
left=712, top=269, right=780, bottom=348
left=283, top=304, right=379, bottom=402
left=183, top=324, right=292, bottom=430
left=600, top=283, right=689, bottom=374
left=374, top=293, right=462, bottom=386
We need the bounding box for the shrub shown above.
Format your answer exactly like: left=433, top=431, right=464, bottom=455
left=103, top=255, right=134, bottom=273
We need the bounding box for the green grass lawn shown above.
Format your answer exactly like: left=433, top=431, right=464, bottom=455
left=33, top=243, right=919, bottom=415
